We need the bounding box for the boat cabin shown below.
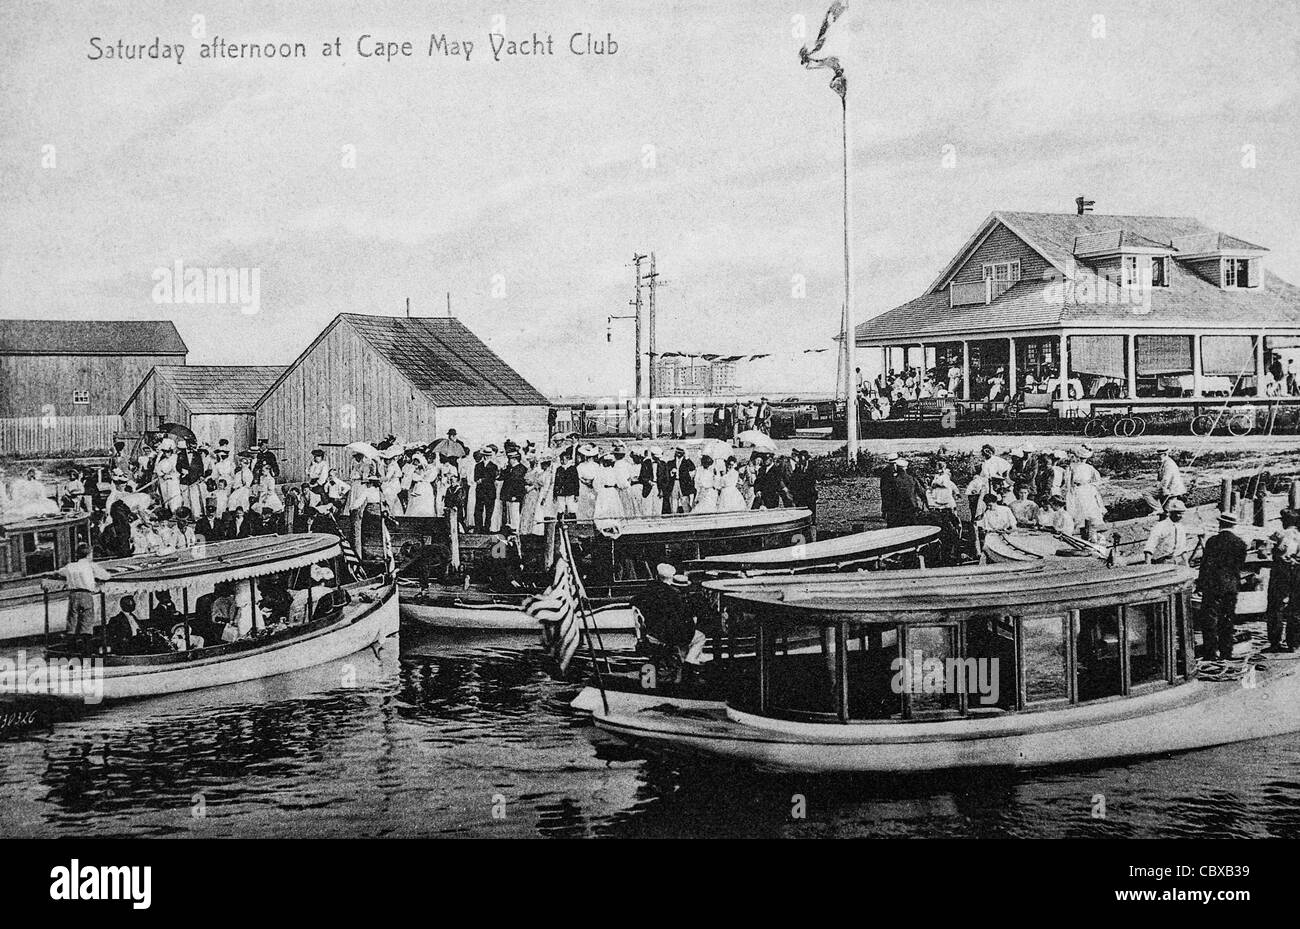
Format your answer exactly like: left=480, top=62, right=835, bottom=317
left=1, top=513, right=91, bottom=584
left=704, top=562, right=1196, bottom=723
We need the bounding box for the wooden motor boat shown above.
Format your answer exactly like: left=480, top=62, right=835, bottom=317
left=573, top=561, right=1300, bottom=772
left=981, top=529, right=1104, bottom=564
left=397, top=508, right=814, bottom=633
left=0, top=512, right=92, bottom=642
left=690, top=525, right=939, bottom=576
left=29, top=533, right=398, bottom=702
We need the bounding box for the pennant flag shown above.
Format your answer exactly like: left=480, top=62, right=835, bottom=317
left=749, top=353, right=772, bottom=360
left=525, top=539, right=581, bottom=673
left=800, top=1, right=848, bottom=98
left=803, top=348, right=829, bottom=353
left=340, top=535, right=364, bottom=582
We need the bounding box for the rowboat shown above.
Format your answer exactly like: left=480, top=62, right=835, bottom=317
left=981, top=529, right=1103, bottom=564
left=574, top=561, right=1300, bottom=772
left=29, top=533, right=398, bottom=702
left=397, top=508, right=813, bottom=633
left=0, top=513, right=92, bottom=642
left=691, top=525, right=938, bottom=576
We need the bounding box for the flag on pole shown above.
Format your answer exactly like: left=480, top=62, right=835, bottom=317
left=800, top=1, right=848, bottom=98
left=340, top=535, right=364, bottom=581
left=525, top=534, right=582, bottom=673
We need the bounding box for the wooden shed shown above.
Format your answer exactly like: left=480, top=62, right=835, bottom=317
left=255, top=313, right=551, bottom=481
left=120, top=365, right=285, bottom=450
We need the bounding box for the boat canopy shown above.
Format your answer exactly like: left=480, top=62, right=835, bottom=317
left=695, top=526, right=937, bottom=572
left=1, top=512, right=89, bottom=533
left=705, top=562, right=1194, bottom=624
left=593, top=507, right=812, bottom=538
left=40, top=534, right=342, bottom=594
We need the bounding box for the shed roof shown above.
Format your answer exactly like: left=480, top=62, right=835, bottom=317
left=0, top=319, right=188, bottom=356
left=124, top=365, right=286, bottom=415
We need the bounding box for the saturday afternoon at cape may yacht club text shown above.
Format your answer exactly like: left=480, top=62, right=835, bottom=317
left=85, top=31, right=621, bottom=65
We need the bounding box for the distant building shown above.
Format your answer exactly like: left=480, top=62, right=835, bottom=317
left=0, top=319, right=188, bottom=456
left=255, top=313, right=550, bottom=480
left=856, top=210, right=1300, bottom=406
left=0, top=319, right=187, bottom=418
left=120, top=365, right=285, bottom=450
left=654, top=356, right=739, bottom=396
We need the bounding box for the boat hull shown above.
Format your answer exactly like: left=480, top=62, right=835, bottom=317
left=577, top=655, right=1300, bottom=773
left=53, top=583, right=399, bottom=702
left=0, top=586, right=68, bottom=641
left=400, top=590, right=637, bottom=633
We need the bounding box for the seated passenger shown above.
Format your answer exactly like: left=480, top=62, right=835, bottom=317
left=209, top=583, right=242, bottom=643
left=106, top=596, right=157, bottom=655
left=1008, top=484, right=1041, bottom=527
left=1038, top=495, right=1077, bottom=536
left=977, top=493, right=1016, bottom=534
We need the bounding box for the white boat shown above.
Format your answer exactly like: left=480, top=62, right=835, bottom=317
left=574, top=561, right=1300, bottom=772
left=33, top=533, right=398, bottom=702
left=398, top=508, right=813, bottom=633
left=691, top=525, right=939, bottom=576
left=0, top=512, right=92, bottom=641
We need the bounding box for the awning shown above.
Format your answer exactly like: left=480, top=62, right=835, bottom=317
left=41, top=534, right=342, bottom=595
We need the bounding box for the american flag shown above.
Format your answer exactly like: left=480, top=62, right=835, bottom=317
left=526, top=533, right=582, bottom=673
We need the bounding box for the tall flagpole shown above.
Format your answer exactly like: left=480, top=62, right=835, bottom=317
left=841, top=87, right=859, bottom=462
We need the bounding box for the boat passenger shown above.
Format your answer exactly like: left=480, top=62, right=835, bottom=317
left=1008, top=484, right=1040, bottom=527
left=977, top=493, right=1016, bottom=534
left=106, top=596, right=163, bottom=655
left=209, top=583, right=243, bottom=643
left=1197, top=512, right=1247, bottom=661
left=632, top=563, right=706, bottom=685
left=1143, top=498, right=1190, bottom=565
left=1264, top=507, right=1300, bottom=653
left=925, top=469, right=963, bottom=564
left=1037, top=495, right=1076, bottom=536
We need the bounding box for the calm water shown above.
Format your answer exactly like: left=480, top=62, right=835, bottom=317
left=3, top=625, right=1300, bottom=838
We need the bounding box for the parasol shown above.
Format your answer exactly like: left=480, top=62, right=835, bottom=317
left=702, top=439, right=734, bottom=461
left=343, top=441, right=381, bottom=459
left=736, top=430, right=778, bottom=453
left=159, top=422, right=197, bottom=446
left=430, top=436, right=470, bottom=459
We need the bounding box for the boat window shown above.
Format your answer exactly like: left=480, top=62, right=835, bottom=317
left=845, top=624, right=902, bottom=720
left=1076, top=606, right=1123, bottom=701
left=0, top=541, right=13, bottom=577
left=1020, top=615, right=1070, bottom=705
left=1126, top=601, right=1168, bottom=687
left=766, top=615, right=839, bottom=719
left=22, top=531, right=57, bottom=575
left=964, top=616, right=1016, bottom=711
left=1173, top=595, right=1190, bottom=677
left=901, top=625, right=960, bottom=716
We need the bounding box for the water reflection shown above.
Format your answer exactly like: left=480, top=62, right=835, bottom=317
left=0, top=628, right=1298, bottom=838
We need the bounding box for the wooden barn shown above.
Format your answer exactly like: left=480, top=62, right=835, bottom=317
left=0, top=318, right=188, bottom=456
left=120, top=365, right=285, bottom=450
left=255, top=313, right=551, bottom=481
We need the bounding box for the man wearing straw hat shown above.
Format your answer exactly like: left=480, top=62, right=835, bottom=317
left=1196, top=511, right=1247, bottom=661
left=1264, top=507, right=1300, bottom=653
left=1143, top=498, right=1190, bottom=565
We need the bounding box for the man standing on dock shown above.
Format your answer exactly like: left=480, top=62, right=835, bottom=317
left=1196, top=512, right=1247, bottom=660
left=1264, top=507, right=1300, bottom=653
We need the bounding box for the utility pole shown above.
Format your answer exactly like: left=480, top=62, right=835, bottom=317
left=645, top=253, right=659, bottom=399
left=447, top=292, right=453, bottom=317
left=632, top=254, right=646, bottom=409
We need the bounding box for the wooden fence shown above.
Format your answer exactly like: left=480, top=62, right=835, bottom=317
left=0, top=415, right=123, bottom=458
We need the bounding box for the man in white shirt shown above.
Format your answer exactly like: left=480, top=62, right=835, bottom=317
left=1143, top=499, right=1190, bottom=564
left=306, top=449, right=329, bottom=486
left=61, top=542, right=112, bottom=638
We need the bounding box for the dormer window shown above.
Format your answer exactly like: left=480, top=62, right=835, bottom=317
left=982, top=260, right=1021, bottom=298
left=1224, top=257, right=1257, bottom=288
left=1150, top=256, right=1169, bottom=288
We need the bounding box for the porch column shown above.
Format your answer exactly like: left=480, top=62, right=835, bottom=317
left=1126, top=335, right=1137, bottom=399
left=961, top=340, right=970, bottom=400
left=1007, top=337, right=1017, bottom=398
left=1191, top=333, right=1203, bottom=397
left=1059, top=334, right=1070, bottom=402
left=1255, top=335, right=1266, bottom=398
left=918, top=343, right=927, bottom=379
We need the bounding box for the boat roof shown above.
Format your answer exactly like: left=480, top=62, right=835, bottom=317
left=592, top=507, right=812, bottom=538
left=1, top=512, right=89, bottom=533
left=696, top=526, right=938, bottom=570
left=705, top=562, right=1194, bottom=623
left=40, top=533, right=341, bottom=594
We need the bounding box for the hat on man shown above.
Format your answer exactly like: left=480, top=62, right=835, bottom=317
left=1011, top=447, right=1025, bottom=457
left=885, top=451, right=899, bottom=463
left=1164, top=498, right=1187, bottom=513
left=648, top=446, right=663, bottom=458
left=654, top=563, right=690, bottom=588
left=577, top=443, right=598, bottom=457
left=1076, top=444, right=1094, bottom=459
left=1218, top=512, right=1239, bottom=527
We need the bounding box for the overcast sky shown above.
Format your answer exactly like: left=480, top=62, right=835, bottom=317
left=2, top=0, right=1298, bottom=397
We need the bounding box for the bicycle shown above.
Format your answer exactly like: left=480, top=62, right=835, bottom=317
left=1189, top=408, right=1255, bottom=437
left=1112, top=415, right=1146, bottom=438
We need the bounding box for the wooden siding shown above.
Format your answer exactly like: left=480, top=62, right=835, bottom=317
left=119, top=367, right=190, bottom=435
left=1185, top=257, right=1224, bottom=287
left=255, top=321, right=440, bottom=482
left=191, top=413, right=257, bottom=450
left=950, top=222, right=1052, bottom=287
left=444, top=405, right=550, bottom=450
left=0, top=353, right=184, bottom=418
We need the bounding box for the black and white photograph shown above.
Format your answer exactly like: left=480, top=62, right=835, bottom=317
left=0, top=0, right=1296, bottom=902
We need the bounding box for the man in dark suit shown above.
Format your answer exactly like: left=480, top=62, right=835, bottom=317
left=879, top=454, right=928, bottom=527
left=753, top=454, right=795, bottom=509
left=222, top=506, right=260, bottom=540
left=473, top=451, right=499, bottom=532
left=659, top=448, right=696, bottom=513
left=1197, top=512, right=1248, bottom=660
left=254, top=438, right=280, bottom=481
left=106, top=595, right=147, bottom=654
left=196, top=501, right=223, bottom=543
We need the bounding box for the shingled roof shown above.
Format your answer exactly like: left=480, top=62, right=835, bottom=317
left=0, top=319, right=187, bottom=355
left=859, top=212, right=1299, bottom=344
left=123, top=365, right=287, bottom=415
left=280, top=314, right=548, bottom=408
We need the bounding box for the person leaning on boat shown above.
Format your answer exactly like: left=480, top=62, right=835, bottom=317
left=1143, top=498, right=1190, bottom=565
left=1197, top=512, right=1248, bottom=661
left=1264, top=507, right=1300, bottom=653
left=632, top=564, right=706, bottom=686
left=60, top=542, right=112, bottom=639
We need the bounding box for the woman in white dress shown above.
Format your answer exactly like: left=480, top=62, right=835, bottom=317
left=155, top=448, right=182, bottom=512
left=692, top=455, right=719, bottom=513
left=576, top=448, right=600, bottom=521
left=593, top=455, right=625, bottom=520
left=1066, top=445, right=1107, bottom=541
left=380, top=456, right=404, bottom=516
left=256, top=470, right=283, bottom=514
left=9, top=468, right=60, bottom=518
left=227, top=455, right=254, bottom=513
left=532, top=458, right=556, bottom=534
left=404, top=455, right=437, bottom=517
left=717, top=458, right=747, bottom=512
left=520, top=458, right=545, bottom=535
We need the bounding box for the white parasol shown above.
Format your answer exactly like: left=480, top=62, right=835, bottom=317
left=736, top=430, right=778, bottom=453
left=343, top=441, right=381, bottom=459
